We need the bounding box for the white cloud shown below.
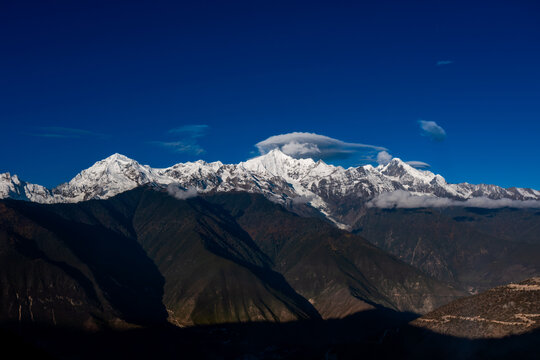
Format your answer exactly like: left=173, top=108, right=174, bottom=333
left=256, top=132, right=387, bottom=161
left=167, top=184, right=198, bottom=200
left=368, top=190, right=540, bottom=209
left=418, top=120, right=446, bottom=141
left=376, top=151, right=393, bottom=165
left=405, top=161, right=431, bottom=169
left=281, top=142, right=321, bottom=157
left=461, top=197, right=540, bottom=209
left=290, top=194, right=315, bottom=205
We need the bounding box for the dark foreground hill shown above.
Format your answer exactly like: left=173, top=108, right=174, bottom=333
left=412, top=277, right=540, bottom=338
left=0, top=187, right=538, bottom=359
left=0, top=187, right=462, bottom=331
left=1, top=300, right=538, bottom=360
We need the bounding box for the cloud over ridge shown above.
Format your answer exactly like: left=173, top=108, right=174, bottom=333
left=368, top=190, right=540, bottom=209
left=256, top=132, right=387, bottom=162
left=405, top=161, right=431, bottom=169
left=376, top=151, right=393, bottom=165
left=167, top=184, right=198, bottom=200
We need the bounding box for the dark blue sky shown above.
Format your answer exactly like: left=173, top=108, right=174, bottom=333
left=1, top=0, right=539, bottom=188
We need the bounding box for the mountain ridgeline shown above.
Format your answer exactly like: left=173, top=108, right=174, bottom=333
left=2, top=150, right=539, bottom=228
left=1, top=151, right=539, bottom=296
left=1, top=164, right=539, bottom=359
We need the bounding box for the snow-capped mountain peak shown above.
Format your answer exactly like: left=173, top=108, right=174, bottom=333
left=242, top=149, right=315, bottom=179
left=381, top=158, right=439, bottom=184
left=52, top=153, right=171, bottom=202
left=0, top=172, right=53, bottom=203
left=1, top=152, right=539, bottom=228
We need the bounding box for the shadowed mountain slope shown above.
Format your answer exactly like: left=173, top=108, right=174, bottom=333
left=0, top=188, right=320, bottom=327
left=125, top=189, right=321, bottom=325
left=1, top=187, right=464, bottom=329
left=0, top=199, right=168, bottom=330
left=204, top=192, right=464, bottom=317
left=354, top=207, right=540, bottom=292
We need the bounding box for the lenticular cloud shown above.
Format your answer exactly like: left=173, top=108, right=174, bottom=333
left=256, top=132, right=386, bottom=161
left=405, top=161, right=431, bottom=169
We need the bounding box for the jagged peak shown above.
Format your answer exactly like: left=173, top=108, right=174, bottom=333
left=261, top=148, right=296, bottom=160
left=382, top=157, right=430, bottom=173
left=100, top=153, right=137, bottom=163
left=242, top=148, right=318, bottom=176
left=82, top=153, right=147, bottom=174
left=379, top=157, right=413, bottom=172
left=61, top=153, right=151, bottom=190
left=252, top=148, right=326, bottom=164
left=0, top=172, right=21, bottom=184
left=377, top=157, right=448, bottom=186
left=382, top=158, right=438, bottom=177
left=387, top=157, right=407, bottom=166
left=166, top=159, right=224, bottom=171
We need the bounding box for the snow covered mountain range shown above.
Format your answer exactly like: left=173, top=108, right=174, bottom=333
left=2, top=149, right=539, bottom=228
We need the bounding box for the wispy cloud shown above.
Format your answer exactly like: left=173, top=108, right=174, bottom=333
left=436, top=60, right=453, bottom=66
left=406, top=161, right=431, bottom=169
left=30, top=133, right=78, bottom=139
left=368, top=190, right=540, bottom=209
left=256, top=132, right=387, bottom=162
left=152, top=124, right=208, bottom=155
left=418, top=120, right=446, bottom=141
left=168, top=125, right=208, bottom=137
left=153, top=141, right=205, bottom=155
left=28, top=126, right=108, bottom=139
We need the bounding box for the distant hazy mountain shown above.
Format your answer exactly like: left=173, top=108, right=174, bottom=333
left=2, top=150, right=539, bottom=229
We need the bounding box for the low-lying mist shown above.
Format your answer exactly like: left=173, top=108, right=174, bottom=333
left=368, top=190, right=540, bottom=209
